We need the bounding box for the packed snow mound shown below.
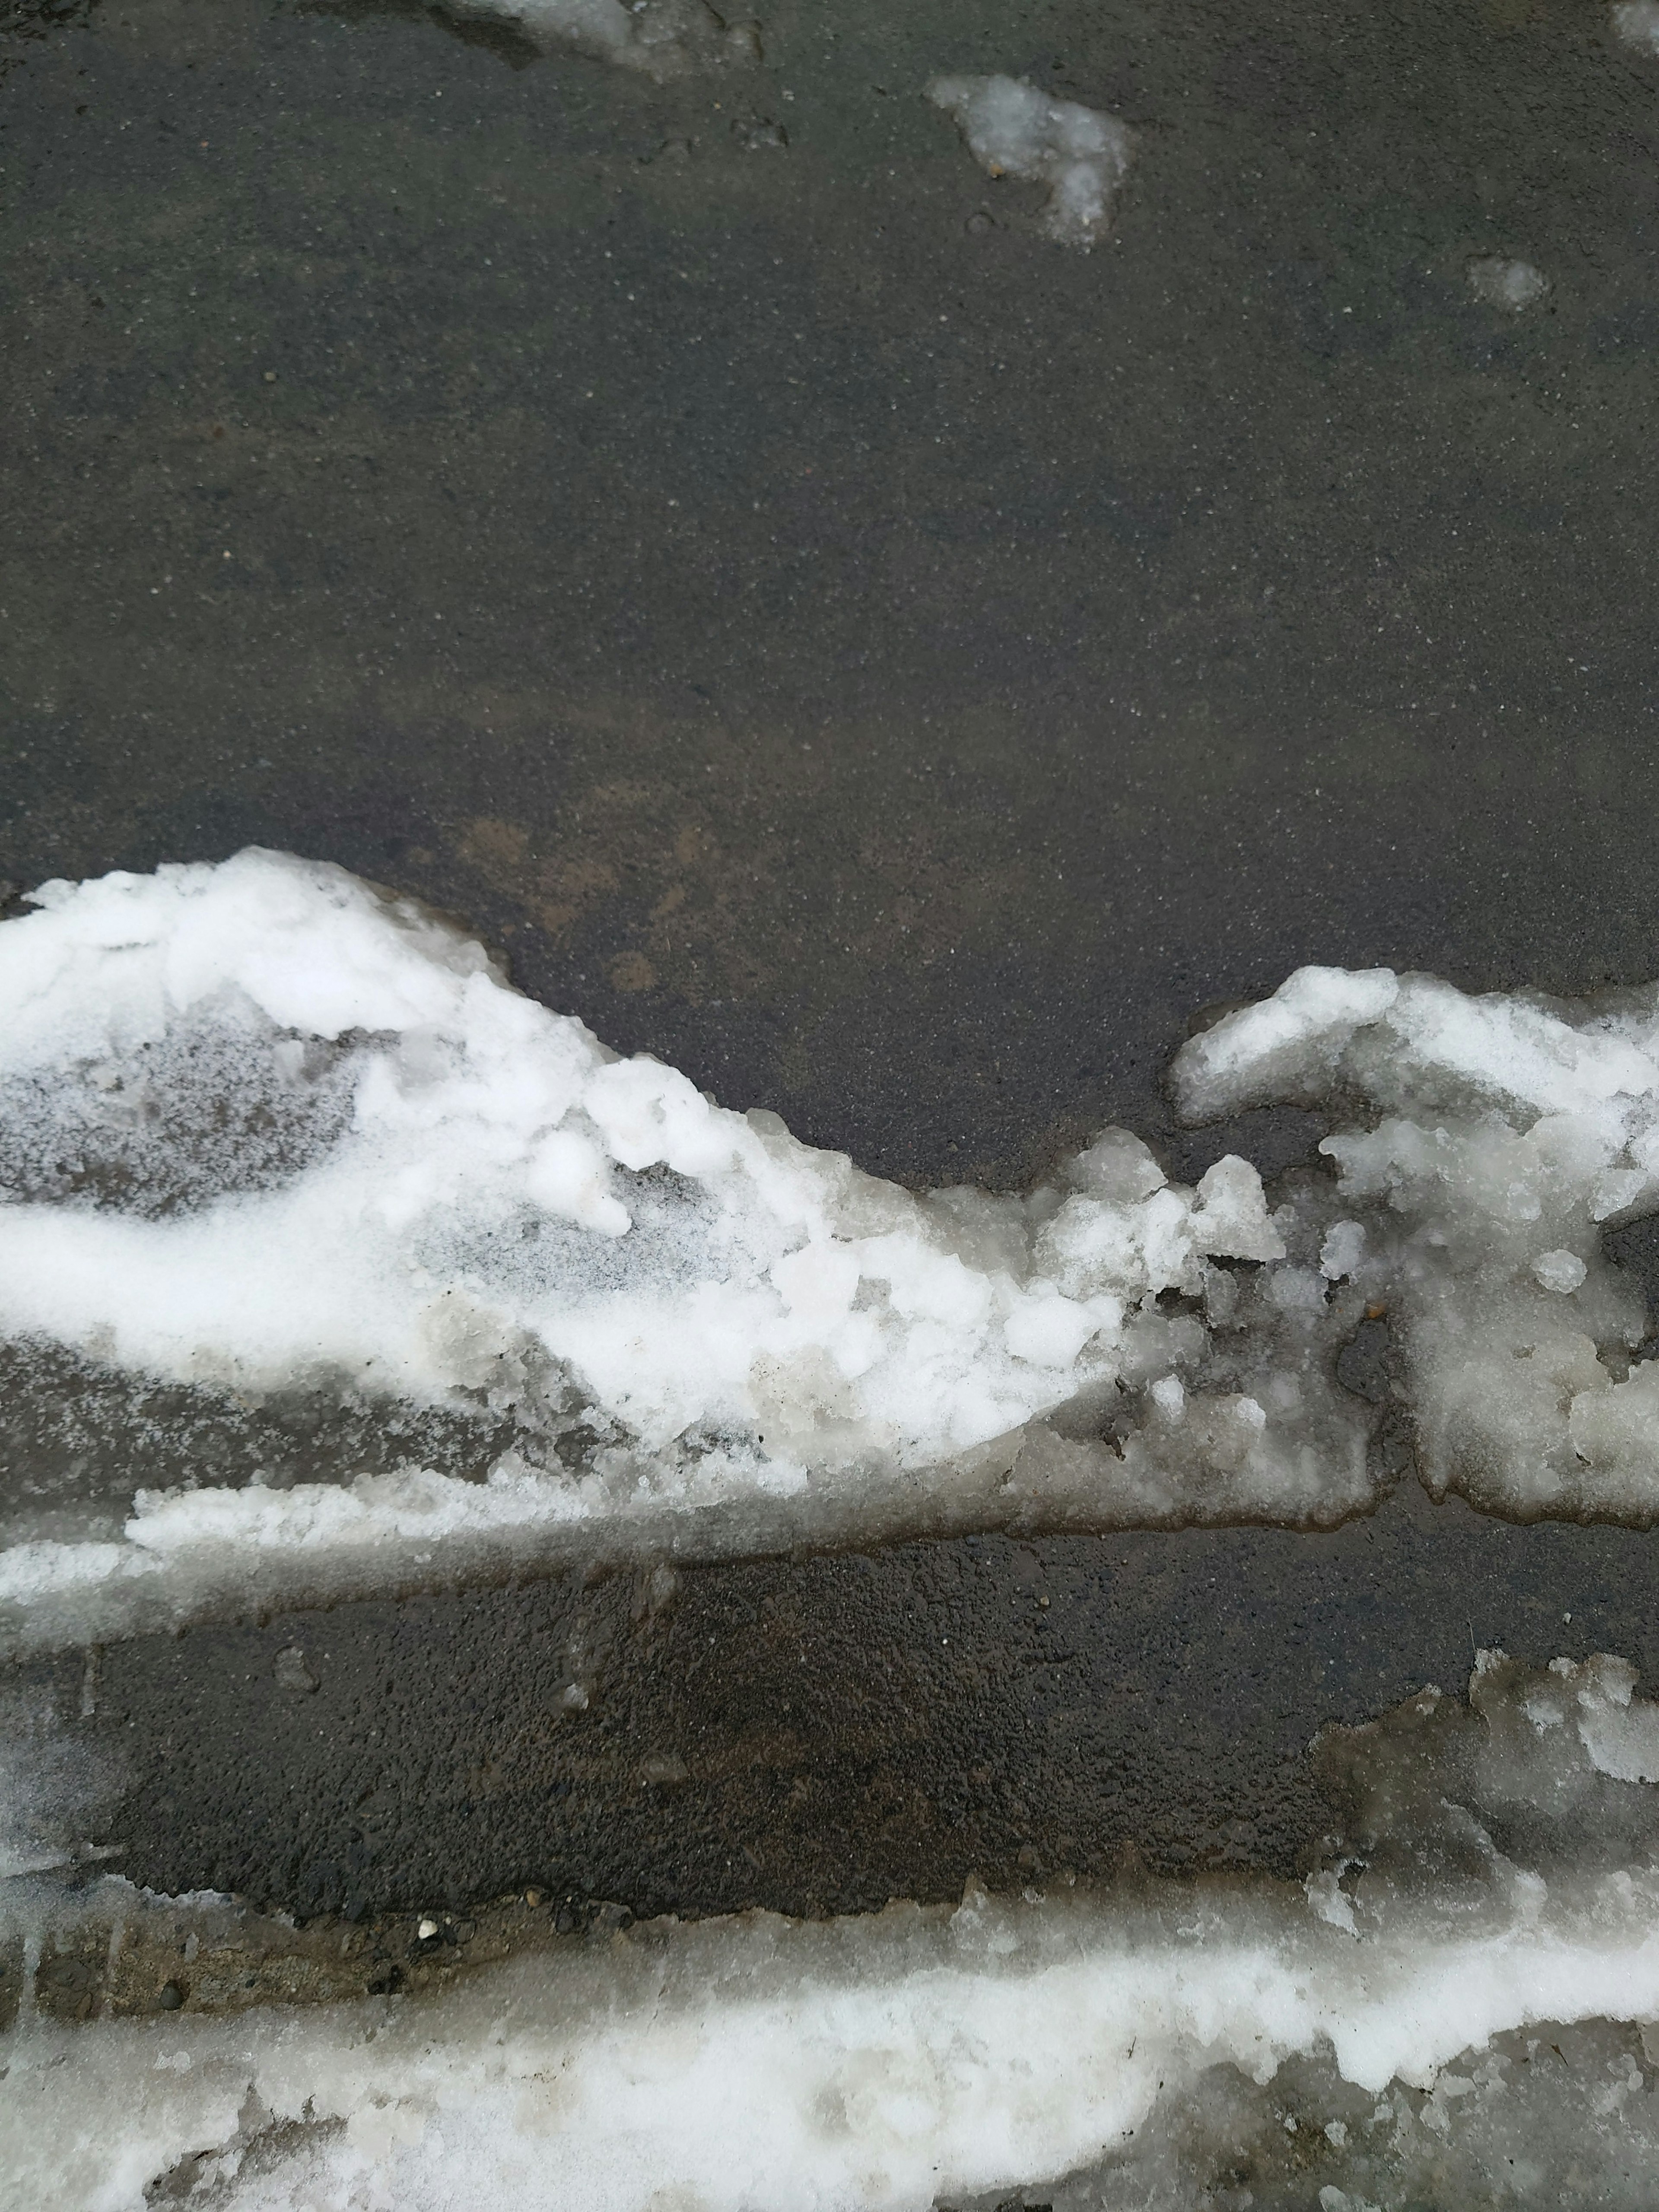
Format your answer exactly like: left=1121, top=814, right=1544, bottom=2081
left=0, top=852, right=1369, bottom=1652
left=10, top=1654, right=1659, bottom=2212
left=926, top=75, right=1135, bottom=245
left=8, top=861, right=1659, bottom=1649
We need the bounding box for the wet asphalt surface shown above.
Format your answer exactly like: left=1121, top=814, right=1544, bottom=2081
left=4, top=0, right=1659, bottom=1922
left=20, top=1486, right=1659, bottom=1920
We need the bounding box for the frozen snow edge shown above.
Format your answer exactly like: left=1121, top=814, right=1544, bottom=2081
left=0, top=1427, right=1034, bottom=1660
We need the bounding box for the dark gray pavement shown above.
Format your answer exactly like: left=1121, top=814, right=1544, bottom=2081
left=19, top=1485, right=1659, bottom=1921
left=5, top=0, right=1659, bottom=1925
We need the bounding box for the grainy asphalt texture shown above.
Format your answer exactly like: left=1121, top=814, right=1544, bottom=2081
left=4, top=0, right=1659, bottom=1920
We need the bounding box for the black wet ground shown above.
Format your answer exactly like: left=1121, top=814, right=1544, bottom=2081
left=18, top=1484, right=1653, bottom=1921
left=5, top=0, right=1659, bottom=1929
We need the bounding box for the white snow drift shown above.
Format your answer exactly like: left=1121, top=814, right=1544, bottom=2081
left=6, top=855, right=1659, bottom=1650
left=0, top=851, right=1323, bottom=1652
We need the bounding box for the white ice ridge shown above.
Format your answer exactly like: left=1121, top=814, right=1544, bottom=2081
left=9, top=856, right=1659, bottom=1649
left=926, top=75, right=1135, bottom=246
left=446, top=0, right=760, bottom=75
left=11, top=1650, right=1659, bottom=2211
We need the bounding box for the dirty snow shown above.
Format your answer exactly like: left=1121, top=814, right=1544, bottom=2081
left=10, top=862, right=1659, bottom=1649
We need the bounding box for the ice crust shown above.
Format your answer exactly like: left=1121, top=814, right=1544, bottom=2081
left=10, top=1653, right=1659, bottom=2211
left=8, top=857, right=1659, bottom=1649
left=926, top=76, right=1135, bottom=245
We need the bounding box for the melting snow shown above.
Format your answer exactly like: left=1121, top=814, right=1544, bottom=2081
left=927, top=75, right=1135, bottom=246
left=1466, top=255, right=1550, bottom=312
left=1614, top=0, right=1659, bottom=53
left=450, top=0, right=760, bottom=76
left=9, top=1655, right=1659, bottom=2209
left=9, top=859, right=1659, bottom=1648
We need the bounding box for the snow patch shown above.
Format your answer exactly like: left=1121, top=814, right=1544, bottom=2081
left=1466, top=255, right=1550, bottom=313
left=0, top=853, right=1363, bottom=1652
left=1614, top=0, right=1659, bottom=54
left=926, top=75, right=1135, bottom=245
left=450, top=0, right=760, bottom=76
left=13, top=869, right=1659, bottom=1649
left=1173, top=963, right=1659, bottom=1524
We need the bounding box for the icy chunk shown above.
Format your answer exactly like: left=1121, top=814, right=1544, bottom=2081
left=1533, top=1248, right=1587, bottom=1294
left=1191, top=1155, right=1285, bottom=1262
left=1320, top=1221, right=1366, bottom=1281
